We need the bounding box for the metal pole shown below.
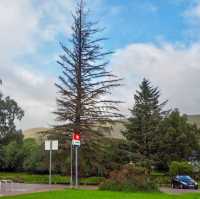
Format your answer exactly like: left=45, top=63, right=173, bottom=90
left=49, top=141, right=52, bottom=185
left=75, top=146, right=78, bottom=188
left=70, top=143, right=73, bottom=188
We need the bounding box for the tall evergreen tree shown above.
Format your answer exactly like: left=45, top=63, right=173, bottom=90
left=123, top=78, right=167, bottom=170
left=54, top=1, right=122, bottom=138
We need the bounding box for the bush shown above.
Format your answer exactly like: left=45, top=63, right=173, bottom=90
left=99, top=164, right=158, bottom=192
left=169, top=161, right=193, bottom=176
left=80, top=177, right=105, bottom=185
left=150, top=172, right=170, bottom=186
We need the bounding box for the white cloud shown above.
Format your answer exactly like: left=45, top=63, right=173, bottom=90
left=1, top=64, right=57, bottom=130
left=111, top=42, right=200, bottom=115
left=0, top=0, right=74, bottom=130
left=185, top=1, right=200, bottom=20
left=1, top=0, right=200, bottom=130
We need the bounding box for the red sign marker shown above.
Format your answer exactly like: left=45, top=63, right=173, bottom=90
left=72, top=133, right=80, bottom=141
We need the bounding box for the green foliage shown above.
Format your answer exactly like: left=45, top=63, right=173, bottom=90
left=1, top=189, right=200, bottom=199
left=2, top=141, right=24, bottom=171
left=0, top=93, right=24, bottom=170
left=100, top=164, right=158, bottom=192
left=150, top=172, right=171, bottom=186
left=122, top=78, right=167, bottom=170
left=0, top=172, right=69, bottom=184
left=80, top=177, right=105, bottom=185
left=22, top=139, right=44, bottom=172
left=155, top=110, right=200, bottom=170
left=0, top=94, right=24, bottom=144
left=0, top=138, right=46, bottom=173
left=169, top=161, right=193, bottom=176
left=0, top=172, right=104, bottom=185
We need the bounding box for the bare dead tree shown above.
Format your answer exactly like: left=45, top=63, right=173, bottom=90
left=54, top=0, right=123, bottom=142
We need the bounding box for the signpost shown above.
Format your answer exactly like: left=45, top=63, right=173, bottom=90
left=45, top=140, right=58, bottom=185
left=71, top=133, right=80, bottom=188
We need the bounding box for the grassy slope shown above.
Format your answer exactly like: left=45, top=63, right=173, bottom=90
left=2, top=190, right=200, bottom=199
left=187, top=115, right=200, bottom=128
left=23, top=115, right=200, bottom=141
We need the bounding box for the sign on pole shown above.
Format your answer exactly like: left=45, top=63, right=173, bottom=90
left=45, top=140, right=58, bottom=150
left=71, top=133, right=81, bottom=188
left=45, top=140, right=58, bottom=185
left=72, top=133, right=81, bottom=146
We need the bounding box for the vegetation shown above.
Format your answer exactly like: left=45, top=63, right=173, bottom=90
left=122, top=78, right=168, bottom=171
left=54, top=1, right=122, bottom=137
left=169, top=161, right=193, bottom=177
left=41, top=0, right=124, bottom=179
left=2, top=190, right=200, bottom=199
left=155, top=110, right=200, bottom=170
left=123, top=79, right=200, bottom=172
left=0, top=90, right=25, bottom=171
left=100, top=164, right=158, bottom=192
left=0, top=172, right=104, bottom=185
left=0, top=138, right=45, bottom=173
left=2, top=1, right=200, bottom=192
left=1, top=77, right=200, bottom=181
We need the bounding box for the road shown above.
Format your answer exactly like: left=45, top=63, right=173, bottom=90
left=0, top=183, right=98, bottom=196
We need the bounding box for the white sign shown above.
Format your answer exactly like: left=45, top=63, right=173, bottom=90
left=45, top=140, right=51, bottom=150
left=72, top=140, right=80, bottom=146
left=45, top=140, right=58, bottom=150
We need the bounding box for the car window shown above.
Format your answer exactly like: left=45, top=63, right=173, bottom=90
left=177, top=176, right=192, bottom=181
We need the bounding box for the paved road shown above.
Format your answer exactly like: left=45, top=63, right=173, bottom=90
left=0, top=183, right=97, bottom=196
left=0, top=183, right=67, bottom=196
left=3, top=184, right=200, bottom=196
left=160, top=187, right=200, bottom=194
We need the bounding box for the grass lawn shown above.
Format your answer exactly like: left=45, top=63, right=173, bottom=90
left=2, top=190, right=200, bottom=199
left=0, top=172, right=104, bottom=185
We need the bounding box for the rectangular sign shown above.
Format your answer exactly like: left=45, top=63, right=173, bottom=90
left=45, top=140, right=58, bottom=150
left=45, top=140, right=51, bottom=150
left=72, top=139, right=80, bottom=146
left=52, top=140, right=58, bottom=150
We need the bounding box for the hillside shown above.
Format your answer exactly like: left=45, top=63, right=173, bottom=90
left=23, top=127, right=49, bottom=141
left=187, top=115, right=200, bottom=128
left=23, top=122, right=125, bottom=141
left=23, top=115, right=200, bottom=141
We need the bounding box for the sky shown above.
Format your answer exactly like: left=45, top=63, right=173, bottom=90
left=1, top=0, right=200, bottom=130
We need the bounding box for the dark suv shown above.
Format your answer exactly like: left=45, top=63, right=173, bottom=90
left=171, top=175, right=198, bottom=189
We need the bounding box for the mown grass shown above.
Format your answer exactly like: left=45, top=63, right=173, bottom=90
left=2, top=190, right=200, bottom=199
left=0, top=172, right=104, bottom=185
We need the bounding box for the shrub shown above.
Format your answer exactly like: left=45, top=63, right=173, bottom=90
left=169, top=161, right=193, bottom=176
left=99, top=164, right=158, bottom=192
left=80, top=177, right=105, bottom=185
left=150, top=172, right=170, bottom=186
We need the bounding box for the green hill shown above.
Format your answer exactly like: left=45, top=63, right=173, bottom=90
left=23, top=127, right=49, bottom=141
left=23, top=122, right=125, bottom=141
left=23, top=115, right=200, bottom=141
left=187, top=115, right=200, bottom=128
